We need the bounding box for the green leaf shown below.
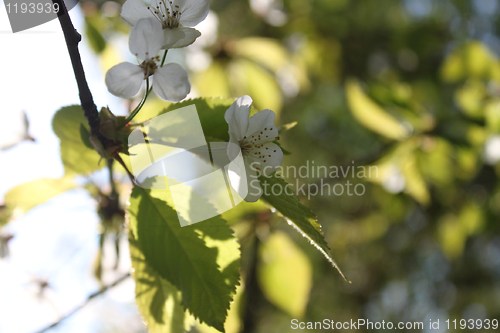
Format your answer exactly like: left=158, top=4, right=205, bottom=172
left=1, top=177, right=76, bottom=226
left=346, top=80, right=410, bottom=140
left=260, top=176, right=347, bottom=281
left=232, top=38, right=289, bottom=73
left=441, top=41, right=498, bottom=82
left=52, top=105, right=102, bottom=175
left=128, top=187, right=240, bottom=332
left=85, top=17, right=107, bottom=54
left=455, top=80, right=486, bottom=118
left=130, top=234, right=188, bottom=333
left=231, top=59, right=283, bottom=113
left=438, top=203, right=484, bottom=259
left=135, top=98, right=235, bottom=143
left=485, top=100, right=500, bottom=133
left=193, top=62, right=231, bottom=98
left=258, top=231, right=312, bottom=317
left=401, top=153, right=430, bottom=205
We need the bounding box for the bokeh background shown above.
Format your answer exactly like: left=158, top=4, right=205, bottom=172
left=1, top=0, right=500, bottom=332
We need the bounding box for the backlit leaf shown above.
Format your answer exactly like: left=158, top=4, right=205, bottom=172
left=1, top=177, right=76, bottom=226
left=52, top=106, right=103, bottom=175
left=258, top=232, right=312, bottom=317
left=260, top=175, right=347, bottom=280
left=128, top=187, right=239, bottom=331
left=346, top=80, right=410, bottom=140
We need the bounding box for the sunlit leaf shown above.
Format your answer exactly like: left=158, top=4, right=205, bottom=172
left=137, top=98, right=236, bottom=142
left=485, top=100, right=500, bottom=133
left=401, top=153, right=429, bottom=205
left=260, top=176, right=347, bottom=280
left=455, top=80, right=486, bottom=118
left=258, top=232, right=312, bottom=317
left=130, top=233, right=189, bottom=333
left=52, top=105, right=103, bottom=175
left=85, top=16, right=106, bottom=54
left=231, top=59, right=283, bottom=113
left=368, top=139, right=429, bottom=204
left=193, top=62, right=231, bottom=98
left=195, top=285, right=243, bottom=333
left=417, top=138, right=454, bottom=187
left=232, top=38, right=289, bottom=73
left=128, top=187, right=239, bottom=331
left=438, top=203, right=484, bottom=259
left=299, top=38, right=341, bottom=82
left=1, top=177, right=76, bottom=226
left=441, top=41, right=498, bottom=82
left=438, top=214, right=466, bottom=259
left=346, top=80, right=410, bottom=140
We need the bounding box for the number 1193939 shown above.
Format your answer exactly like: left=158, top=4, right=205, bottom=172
left=5, top=2, right=60, bottom=14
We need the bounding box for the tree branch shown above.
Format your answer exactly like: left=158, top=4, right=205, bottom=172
left=52, top=0, right=101, bottom=138
left=34, top=272, right=131, bottom=333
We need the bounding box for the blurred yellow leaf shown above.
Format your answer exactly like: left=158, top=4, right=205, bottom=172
left=455, top=80, right=486, bottom=118
left=438, top=215, right=466, bottom=259
left=232, top=38, right=289, bottom=72
left=485, top=100, right=500, bottom=133
left=438, top=203, right=484, bottom=259
left=441, top=41, right=497, bottom=82
left=346, top=80, right=410, bottom=140
left=193, top=62, right=231, bottom=98
left=418, top=137, right=454, bottom=186
left=1, top=177, right=76, bottom=226
left=401, top=153, right=430, bottom=205
left=459, top=203, right=484, bottom=235
left=231, top=59, right=283, bottom=113
left=258, top=232, right=312, bottom=317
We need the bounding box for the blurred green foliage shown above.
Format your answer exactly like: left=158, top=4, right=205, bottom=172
left=78, top=0, right=500, bottom=331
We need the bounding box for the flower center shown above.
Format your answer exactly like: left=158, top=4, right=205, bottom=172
left=147, top=0, right=182, bottom=29
left=139, top=58, right=159, bottom=79
left=240, top=138, right=253, bottom=154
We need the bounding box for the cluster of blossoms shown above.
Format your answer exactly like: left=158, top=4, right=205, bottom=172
left=105, top=0, right=210, bottom=101
left=105, top=0, right=283, bottom=202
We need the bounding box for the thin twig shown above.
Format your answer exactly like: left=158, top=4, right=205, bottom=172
left=33, top=272, right=131, bottom=333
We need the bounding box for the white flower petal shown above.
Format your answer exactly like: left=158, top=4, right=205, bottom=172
left=121, top=0, right=152, bottom=26
left=242, top=158, right=262, bottom=202
left=129, top=18, right=164, bottom=59
left=105, top=62, right=144, bottom=98
left=177, top=0, right=210, bottom=27
left=164, top=27, right=201, bottom=48
left=152, top=63, right=190, bottom=101
left=227, top=138, right=242, bottom=162
left=245, top=109, right=279, bottom=144
left=224, top=96, right=253, bottom=141
left=247, top=142, right=283, bottom=176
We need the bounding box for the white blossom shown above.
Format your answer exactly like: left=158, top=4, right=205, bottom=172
left=225, top=96, right=283, bottom=201
left=121, top=0, right=209, bottom=48
left=105, top=18, right=190, bottom=102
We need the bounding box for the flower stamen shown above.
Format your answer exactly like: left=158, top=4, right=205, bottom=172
left=146, top=0, right=182, bottom=29
left=139, top=58, right=159, bottom=79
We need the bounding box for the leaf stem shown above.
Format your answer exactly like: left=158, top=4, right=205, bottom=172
left=107, top=159, right=118, bottom=198
left=123, top=49, right=169, bottom=125
left=124, top=77, right=151, bottom=125
left=160, top=49, right=169, bottom=66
